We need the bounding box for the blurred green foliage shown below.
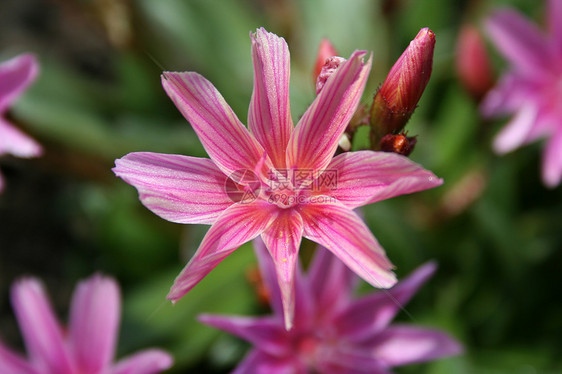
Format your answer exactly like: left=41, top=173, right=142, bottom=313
left=1, top=0, right=561, bottom=373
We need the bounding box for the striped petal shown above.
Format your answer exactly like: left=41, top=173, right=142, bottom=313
left=322, top=150, right=443, bottom=209
left=161, top=72, right=269, bottom=177
left=0, top=118, right=42, bottom=158
left=0, top=341, right=38, bottom=374
left=111, top=350, right=173, bottom=374
left=542, top=127, right=562, bottom=187
left=167, top=200, right=276, bottom=302
left=261, top=210, right=304, bottom=330
left=287, top=51, right=371, bottom=172
left=297, top=199, right=397, bottom=290
left=485, top=9, right=552, bottom=75
left=198, top=314, right=287, bottom=356
left=370, top=325, right=463, bottom=367
left=248, top=28, right=293, bottom=168
left=11, top=278, right=74, bottom=374
left=0, top=54, right=39, bottom=112
left=113, top=152, right=233, bottom=225
left=69, top=275, right=120, bottom=374
left=334, top=262, right=437, bottom=341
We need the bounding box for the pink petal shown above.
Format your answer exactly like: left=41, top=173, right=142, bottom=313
left=232, top=349, right=303, bottom=374
left=261, top=210, right=304, bottom=330
left=10, top=278, right=74, bottom=374
left=198, top=314, right=287, bottom=356
left=287, top=50, right=371, bottom=172
left=0, top=118, right=42, bottom=158
left=0, top=341, right=38, bottom=374
left=248, top=28, right=293, bottom=168
left=297, top=199, right=397, bottom=290
left=167, top=200, right=276, bottom=301
left=493, top=104, right=537, bottom=154
left=68, top=274, right=120, bottom=374
left=253, top=237, right=284, bottom=318
left=370, top=325, right=463, bottom=367
left=334, top=262, right=437, bottom=341
left=316, top=348, right=391, bottom=374
left=161, top=72, right=270, bottom=177
left=307, top=246, right=356, bottom=318
left=542, top=127, right=562, bottom=187
left=485, top=9, right=553, bottom=75
left=113, top=152, right=233, bottom=225
left=480, top=72, right=536, bottom=118
left=111, top=349, right=173, bottom=374
left=323, top=150, right=442, bottom=209
left=547, top=0, right=562, bottom=53
left=0, top=53, right=39, bottom=113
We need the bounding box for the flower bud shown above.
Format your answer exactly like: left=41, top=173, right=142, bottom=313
left=313, top=38, right=338, bottom=81
left=370, top=28, right=435, bottom=147
left=316, top=56, right=346, bottom=94
left=379, top=133, right=417, bottom=156
left=456, top=25, right=494, bottom=100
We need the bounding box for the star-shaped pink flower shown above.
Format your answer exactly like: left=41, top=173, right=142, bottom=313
left=481, top=0, right=562, bottom=187
left=0, top=274, right=173, bottom=374
left=113, top=28, right=442, bottom=329
left=0, top=53, right=42, bottom=192
left=199, top=240, right=463, bottom=373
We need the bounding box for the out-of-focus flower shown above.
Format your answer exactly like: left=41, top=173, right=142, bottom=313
left=481, top=1, right=562, bottom=187
left=114, top=27, right=442, bottom=329
left=313, top=38, right=338, bottom=82
left=456, top=24, right=494, bottom=100
left=370, top=28, right=435, bottom=150
left=0, top=274, right=173, bottom=374
left=199, top=240, right=463, bottom=374
left=0, top=53, right=42, bottom=192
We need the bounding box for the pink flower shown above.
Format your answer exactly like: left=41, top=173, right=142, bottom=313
left=0, top=274, right=173, bottom=374
left=0, top=53, right=42, bottom=192
left=481, top=0, right=562, bottom=187
left=199, top=240, right=463, bottom=374
left=113, top=28, right=442, bottom=329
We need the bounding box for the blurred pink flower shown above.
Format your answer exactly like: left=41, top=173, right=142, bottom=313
left=113, top=27, right=442, bottom=329
left=199, top=240, right=463, bottom=374
left=0, top=53, right=42, bottom=192
left=481, top=0, right=562, bottom=187
left=0, top=274, right=173, bottom=374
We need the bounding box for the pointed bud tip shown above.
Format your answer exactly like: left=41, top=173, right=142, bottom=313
left=313, top=38, right=338, bottom=82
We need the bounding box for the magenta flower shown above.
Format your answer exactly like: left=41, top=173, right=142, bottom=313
left=0, top=53, right=42, bottom=192
left=0, top=274, right=173, bottom=374
left=199, top=240, right=463, bottom=373
left=113, top=28, right=442, bottom=329
left=481, top=0, right=562, bottom=187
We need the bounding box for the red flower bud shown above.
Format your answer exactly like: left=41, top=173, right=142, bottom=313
left=456, top=25, right=494, bottom=100
left=379, top=133, right=417, bottom=156
left=370, top=28, right=435, bottom=147
left=313, top=38, right=338, bottom=82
